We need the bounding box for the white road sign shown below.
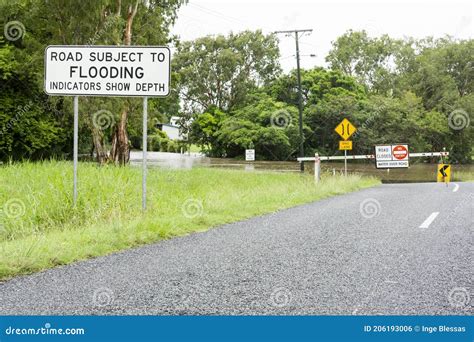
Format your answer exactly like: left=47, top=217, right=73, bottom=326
left=245, top=149, right=255, bottom=161
left=375, top=144, right=409, bottom=168
left=44, top=46, right=170, bottom=97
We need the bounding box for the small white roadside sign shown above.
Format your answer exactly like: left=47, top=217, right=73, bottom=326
left=44, top=46, right=170, bottom=97
left=375, top=144, right=409, bottom=168
left=245, top=149, right=255, bottom=161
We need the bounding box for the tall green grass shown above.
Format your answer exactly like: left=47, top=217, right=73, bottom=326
left=0, top=161, right=379, bottom=279
left=453, top=170, right=474, bottom=182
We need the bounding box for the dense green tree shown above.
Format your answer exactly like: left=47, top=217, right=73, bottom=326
left=222, top=95, right=301, bottom=160
left=0, top=41, right=62, bottom=160
left=396, top=38, right=473, bottom=162
left=173, top=30, right=281, bottom=113
left=406, top=38, right=473, bottom=110
left=447, top=94, right=474, bottom=163
left=268, top=67, right=366, bottom=106
left=357, top=93, right=449, bottom=153
left=189, top=96, right=303, bottom=160
left=1, top=0, right=185, bottom=164
left=304, top=93, right=361, bottom=155
left=326, top=30, right=402, bottom=95
left=189, top=106, right=226, bottom=156
left=326, top=32, right=472, bottom=163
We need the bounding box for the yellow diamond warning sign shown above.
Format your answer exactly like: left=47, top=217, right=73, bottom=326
left=335, top=118, right=357, bottom=141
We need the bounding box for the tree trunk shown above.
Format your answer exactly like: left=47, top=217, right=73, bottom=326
left=91, top=127, right=108, bottom=164
left=108, top=1, right=138, bottom=165
left=83, top=96, right=108, bottom=165
left=109, top=105, right=130, bottom=164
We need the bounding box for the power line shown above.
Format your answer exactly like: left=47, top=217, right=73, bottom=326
left=188, top=3, right=245, bottom=26
left=274, top=29, right=313, bottom=172
left=186, top=2, right=284, bottom=35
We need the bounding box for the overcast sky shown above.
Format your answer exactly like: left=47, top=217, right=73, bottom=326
left=171, top=0, right=473, bottom=72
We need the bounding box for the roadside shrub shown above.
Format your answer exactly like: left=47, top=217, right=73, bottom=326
left=167, top=140, right=179, bottom=153
left=148, top=130, right=174, bottom=152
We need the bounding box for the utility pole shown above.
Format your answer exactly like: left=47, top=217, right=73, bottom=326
left=274, top=29, right=313, bottom=172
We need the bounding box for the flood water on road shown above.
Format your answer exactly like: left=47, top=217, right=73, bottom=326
left=130, top=151, right=473, bottom=182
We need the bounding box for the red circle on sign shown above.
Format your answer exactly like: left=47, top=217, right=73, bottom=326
left=393, top=145, right=408, bottom=160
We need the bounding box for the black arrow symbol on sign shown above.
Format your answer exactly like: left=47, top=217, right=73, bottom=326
left=439, top=165, right=449, bottom=177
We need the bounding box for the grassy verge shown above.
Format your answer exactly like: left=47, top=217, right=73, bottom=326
left=453, top=170, right=474, bottom=182
left=0, top=161, right=379, bottom=280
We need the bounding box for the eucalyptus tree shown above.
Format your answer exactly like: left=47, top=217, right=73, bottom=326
left=173, top=30, right=282, bottom=113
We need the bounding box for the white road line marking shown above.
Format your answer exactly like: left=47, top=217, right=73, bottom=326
left=453, top=183, right=459, bottom=192
left=419, top=212, right=439, bottom=228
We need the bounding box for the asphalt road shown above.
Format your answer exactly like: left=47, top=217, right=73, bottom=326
left=0, top=182, right=472, bottom=315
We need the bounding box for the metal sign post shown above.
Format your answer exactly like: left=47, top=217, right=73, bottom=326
left=344, top=150, right=347, bottom=177
left=73, top=96, right=79, bottom=206
left=142, top=97, right=148, bottom=210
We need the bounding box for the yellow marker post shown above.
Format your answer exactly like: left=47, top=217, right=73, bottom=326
left=437, top=164, right=451, bottom=184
